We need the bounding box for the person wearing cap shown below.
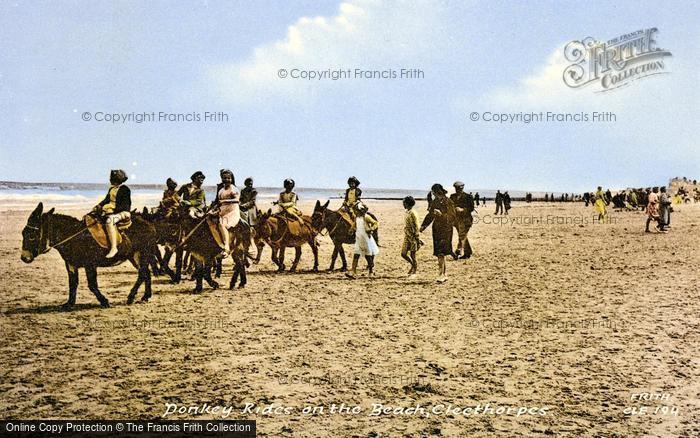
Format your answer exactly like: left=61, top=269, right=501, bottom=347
left=450, top=181, right=474, bottom=259
left=157, top=177, right=180, bottom=219
left=178, top=171, right=207, bottom=218
left=345, top=202, right=379, bottom=279
left=240, top=177, right=259, bottom=226
left=276, top=178, right=304, bottom=221
left=420, top=183, right=456, bottom=283
left=212, top=169, right=240, bottom=254
left=93, top=169, right=131, bottom=258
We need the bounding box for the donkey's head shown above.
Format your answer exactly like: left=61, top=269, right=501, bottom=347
left=311, top=200, right=330, bottom=230
left=21, top=202, right=54, bottom=263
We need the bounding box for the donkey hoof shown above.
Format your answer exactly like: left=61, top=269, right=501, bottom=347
left=211, top=282, right=219, bottom=290
left=100, top=300, right=110, bottom=308
left=60, top=302, right=75, bottom=311
left=192, top=287, right=203, bottom=294
left=238, top=284, right=246, bottom=289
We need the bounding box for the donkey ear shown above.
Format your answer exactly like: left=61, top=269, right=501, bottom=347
left=267, top=208, right=272, bottom=216
left=323, top=200, right=330, bottom=208
left=315, top=200, right=320, bottom=208
left=32, top=202, right=44, bottom=218
left=46, top=208, right=55, bottom=215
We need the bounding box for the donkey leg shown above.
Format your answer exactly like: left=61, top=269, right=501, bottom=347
left=192, top=263, right=203, bottom=293
left=62, top=261, right=79, bottom=310
left=140, top=262, right=152, bottom=302
left=254, top=240, right=264, bottom=264
left=338, top=246, right=348, bottom=272
left=150, top=248, right=163, bottom=276
left=85, top=265, right=109, bottom=308
left=127, top=255, right=144, bottom=305
left=214, top=258, right=222, bottom=278
left=328, top=246, right=338, bottom=271
left=290, top=247, right=302, bottom=272
left=277, top=247, right=286, bottom=272
left=172, top=248, right=183, bottom=283
left=230, top=265, right=239, bottom=289
left=161, top=248, right=177, bottom=282
left=238, top=262, right=247, bottom=288
left=310, top=240, right=319, bottom=272
left=203, top=261, right=219, bottom=289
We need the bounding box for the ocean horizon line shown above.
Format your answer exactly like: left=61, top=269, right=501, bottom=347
left=0, top=180, right=579, bottom=196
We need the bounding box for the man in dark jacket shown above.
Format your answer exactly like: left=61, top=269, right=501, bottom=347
left=449, top=181, right=474, bottom=259
left=178, top=171, right=207, bottom=218
left=494, top=190, right=504, bottom=215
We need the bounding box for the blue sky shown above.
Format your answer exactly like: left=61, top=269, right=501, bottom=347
left=1, top=0, right=698, bottom=192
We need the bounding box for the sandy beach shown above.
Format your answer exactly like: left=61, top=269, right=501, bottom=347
left=1, top=199, right=698, bottom=436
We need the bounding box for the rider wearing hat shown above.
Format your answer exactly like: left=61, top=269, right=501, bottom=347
left=93, top=169, right=131, bottom=258
left=341, top=176, right=362, bottom=225
left=178, top=171, right=207, bottom=218
left=157, top=177, right=180, bottom=219
left=213, top=169, right=240, bottom=254
left=276, top=178, right=304, bottom=221
left=239, top=177, right=259, bottom=226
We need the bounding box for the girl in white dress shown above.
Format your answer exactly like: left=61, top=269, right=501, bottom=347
left=216, top=169, right=240, bottom=254
left=346, top=203, right=379, bottom=278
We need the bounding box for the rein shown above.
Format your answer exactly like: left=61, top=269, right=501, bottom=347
left=44, top=227, right=89, bottom=253
left=27, top=219, right=88, bottom=255
left=177, top=215, right=209, bottom=248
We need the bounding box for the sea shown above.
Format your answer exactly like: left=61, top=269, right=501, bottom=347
left=0, top=181, right=550, bottom=211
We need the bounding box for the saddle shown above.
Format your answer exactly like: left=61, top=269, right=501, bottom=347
left=337, top=208, right=355, bottom=228
left=84, top=215, right=131, bottom=249
left=206, top=217, right=226, bottom=249
left=275, top=213, right=313, bottom=238
left=206, top=217, right=250, bottom=250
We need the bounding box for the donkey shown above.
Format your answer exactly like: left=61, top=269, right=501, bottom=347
left=177, top=216, right=252, bottom=291
left=311, top=200, right=355, bottom=271
left=20, top=202, right=158, bottom=309
left=255, top=209, right=319, bottom=272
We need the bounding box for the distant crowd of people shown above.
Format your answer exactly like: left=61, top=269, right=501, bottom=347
left=584, top=186, right=675, bottom=233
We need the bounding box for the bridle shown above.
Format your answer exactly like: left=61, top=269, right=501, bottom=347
left=312, top=208, right=329, bottom=237
left=24, top=215, right=87, bottom=255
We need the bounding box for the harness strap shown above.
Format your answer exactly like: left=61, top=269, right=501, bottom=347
left=177, top=215, right=209, bottom=248
left=42, top=227, right=88, bottom=254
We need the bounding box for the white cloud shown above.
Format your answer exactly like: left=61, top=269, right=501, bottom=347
left=207, top=0, right=443, bottom=102
left=484, top=48, right=573, bottom=109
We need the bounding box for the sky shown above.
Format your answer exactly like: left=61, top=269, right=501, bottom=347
left=0, top=0, right=698, bottom=192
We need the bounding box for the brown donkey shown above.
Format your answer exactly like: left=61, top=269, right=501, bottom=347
left=20, top=202, right=158, bottom=309
left=255, top=209, right=319, bottom=272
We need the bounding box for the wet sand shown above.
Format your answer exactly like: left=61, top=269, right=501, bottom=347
left=1, top=199, right=699, bottom=436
